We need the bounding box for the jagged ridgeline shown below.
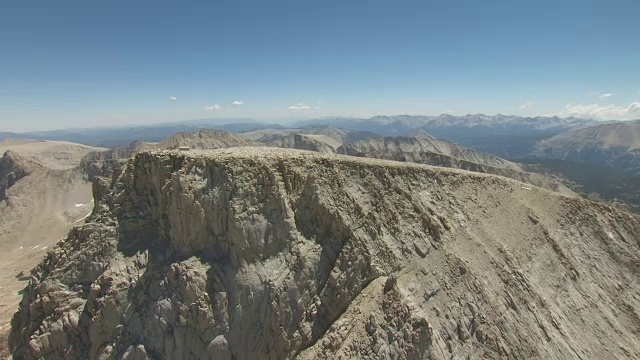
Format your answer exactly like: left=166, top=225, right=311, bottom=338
left=10, top=148, right=640, bottom=359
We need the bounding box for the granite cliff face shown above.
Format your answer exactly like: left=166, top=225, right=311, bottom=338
left=79, top=141, right=152, bottom=181
left=10, top=148, right=640, bottom=359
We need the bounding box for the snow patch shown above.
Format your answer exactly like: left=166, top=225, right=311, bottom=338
left=74, top=211, right=92, bottom=224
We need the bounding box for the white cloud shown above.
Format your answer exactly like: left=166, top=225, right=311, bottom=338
left=559, top=101, right=640, bottom=120
left=589, top=92, right=613, bottom=99
left=520, top=101, right=535, bottom=110
left=204, top=104, right=222, bottom=111
left=232, top=100, right=244, bottom=106
left=169, top=96, right=178, bottom=101
left=288, top=103, right=311, bottom=110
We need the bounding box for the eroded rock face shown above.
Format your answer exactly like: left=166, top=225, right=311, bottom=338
left=0, top=151, right=36, bottom=201
left=9, top=148, right=640, bottom=359
left=79, top=144, right=142, bottom=181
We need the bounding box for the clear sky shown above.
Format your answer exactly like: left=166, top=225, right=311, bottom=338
left=1, top=0, right=639, bottom=131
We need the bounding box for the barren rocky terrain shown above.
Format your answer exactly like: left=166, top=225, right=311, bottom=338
left=9, top=147, right=640, bottom=359
left=0, top=139, right=106, bottom=170
left=0, top=140, right=104, bottom=355
left=0, top=130, right=264, bottom=347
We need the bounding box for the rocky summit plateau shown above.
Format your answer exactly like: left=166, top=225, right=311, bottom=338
left=7, top=147, right=640, bottom=359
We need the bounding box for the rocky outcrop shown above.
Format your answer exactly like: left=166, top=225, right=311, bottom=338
left=79, top=131, right=258, bottom=181
left=78, top=141, right=152, bottom=181
left=9, top=148, right=640, bottom=359
left=0, top=151, right=40, bottom=201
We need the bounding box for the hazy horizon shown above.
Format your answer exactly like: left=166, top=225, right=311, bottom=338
left=1, top=112, right=630, bottom=134
left=1, top=0, right=639, bottom=132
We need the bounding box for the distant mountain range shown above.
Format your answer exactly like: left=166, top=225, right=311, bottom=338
left=295, top=114, right=600, bottom=158
left=338, top=130, right=572, bottom=194
left=0, top=131, right=20, bottom=142
left=531, top=120, right=640, bottom=174
left=8, top=114, right=639, bottom=173
left=297, top=114, right=597, bottom=134
left=2, top=115, right=601, bottom=157
left=5, top=122, right=284, bottom=148
left=5, top=116, right=639, bottom=211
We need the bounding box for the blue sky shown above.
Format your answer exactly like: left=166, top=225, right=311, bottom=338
left=1, top=0, right=639, bottom=131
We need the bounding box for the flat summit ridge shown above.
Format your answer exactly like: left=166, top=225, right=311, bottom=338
left=149, top=146, right=557, bottom=179
left=153, top=147, right=574, bottom=195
